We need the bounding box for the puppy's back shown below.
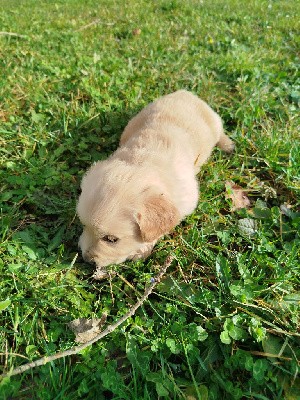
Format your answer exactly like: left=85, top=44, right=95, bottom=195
left=120, top=90, right=224, bottom=168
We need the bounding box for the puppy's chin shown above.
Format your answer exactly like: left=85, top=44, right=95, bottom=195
left=91, top=242, right=156, bottom=280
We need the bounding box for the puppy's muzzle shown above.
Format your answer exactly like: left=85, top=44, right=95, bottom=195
left=82, top=250, right=96, bottom=265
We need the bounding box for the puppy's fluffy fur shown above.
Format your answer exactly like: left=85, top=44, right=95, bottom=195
left=77, top=90, right=234, bottom=278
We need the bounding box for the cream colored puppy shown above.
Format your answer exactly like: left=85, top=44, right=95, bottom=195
left=77, top=90, right=234, bottom=278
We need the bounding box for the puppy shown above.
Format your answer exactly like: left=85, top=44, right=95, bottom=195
left=77, top=90, right=234, bottom=279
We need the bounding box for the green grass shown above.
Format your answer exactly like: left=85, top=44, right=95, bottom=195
left=0, top=0, right=299, bottom=398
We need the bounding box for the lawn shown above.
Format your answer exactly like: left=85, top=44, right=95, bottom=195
left=0, top=0, right=299, bottom=398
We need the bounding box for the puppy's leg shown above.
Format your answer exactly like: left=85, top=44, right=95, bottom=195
left=217, top=133, right=235, bottom=153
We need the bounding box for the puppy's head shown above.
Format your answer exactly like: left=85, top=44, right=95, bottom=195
left=77, top=159, right=180, bottom=273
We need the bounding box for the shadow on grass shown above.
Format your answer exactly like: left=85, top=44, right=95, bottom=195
left=3, top=105, right=142, bottom=270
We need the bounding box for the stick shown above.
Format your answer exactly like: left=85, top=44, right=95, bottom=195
left=0, top=255, right=173, bottom=379
left=0, top=32, right=28, bottom=39
left=76, top=20, right=114, bottom=32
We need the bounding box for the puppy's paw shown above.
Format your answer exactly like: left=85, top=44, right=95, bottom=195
left=93, top=268, right=110, bottom=280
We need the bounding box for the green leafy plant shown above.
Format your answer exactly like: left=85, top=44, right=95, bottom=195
left=0, top=0, right=299, bottom=399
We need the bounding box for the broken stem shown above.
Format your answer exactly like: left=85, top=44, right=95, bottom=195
left=0, top=31, right=28, bottom=39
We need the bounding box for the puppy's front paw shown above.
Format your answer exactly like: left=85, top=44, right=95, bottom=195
left=92, top=268, right=110, bottom=280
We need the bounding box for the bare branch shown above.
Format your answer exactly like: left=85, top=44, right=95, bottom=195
left=76, top=20, right=114, bottom=32
left=0, top=255, right=173, bottom=380
left=0, top=32, right=28, bottom=39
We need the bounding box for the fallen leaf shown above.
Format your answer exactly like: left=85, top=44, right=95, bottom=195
left=225, top=181, right=251, bottom=211
left=0, top=110, right=8, bottom=121
left=68, top=314, right=107, bottom=343
left=132, top=28, right=141, bottom=36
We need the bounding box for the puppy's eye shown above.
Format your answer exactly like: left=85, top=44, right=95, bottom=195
left=102, top=235, right=119, bottom=244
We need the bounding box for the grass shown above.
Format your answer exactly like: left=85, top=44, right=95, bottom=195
left=0, top=0, right=299, bottom=398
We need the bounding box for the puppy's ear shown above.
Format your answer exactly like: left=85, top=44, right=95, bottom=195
left=137, top=194, right=180, bottom=242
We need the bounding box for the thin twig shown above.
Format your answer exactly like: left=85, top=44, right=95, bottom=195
left=0, top=31, right=28, bottom=39
left=250, top=350, right=294, bottom=362
left=0, top=353, right=29, bottom=361
left=0, top=255, right=173, bottom=379
left=76, top=20, right=114, bottom=32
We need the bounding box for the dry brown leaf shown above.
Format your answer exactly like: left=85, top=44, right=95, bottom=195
left=225, top=181, right=250, bottom=211
left=0, top=109, right=8, bottom=121
left=68, top=314, right=107, bottom=343
left=132, top=28, right=141, bottom=36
